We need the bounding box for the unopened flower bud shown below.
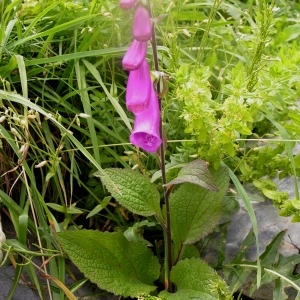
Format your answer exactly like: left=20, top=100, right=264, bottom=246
left=119, top=0, right=137, bottom=10
left=133, top=6, right=152, bottom=41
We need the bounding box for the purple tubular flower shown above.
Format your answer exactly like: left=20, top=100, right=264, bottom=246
left=126, top=59, right=151, bottom=113
left=130, top=87, right=162, bottom=153
left=133, top=6, right=152, bottom=41
left=119, top=0, right=137, bottom=10
left=122, top=39, right=148, bottom=71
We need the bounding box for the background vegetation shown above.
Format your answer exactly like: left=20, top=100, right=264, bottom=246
left=1, top=0, right=300, bottom=299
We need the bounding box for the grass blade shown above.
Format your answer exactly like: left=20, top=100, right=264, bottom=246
left=8, top=14, right=100, bottom=49
left=83, top=59, right=132, bottom=131
left=0, top=90, right=121, bottom=194
left=75, top=62, right=101, bottom=165
left=225, top=163, right=261, bottom=287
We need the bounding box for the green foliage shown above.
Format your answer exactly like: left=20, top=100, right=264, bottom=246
left=239, top=143, right=289, bottom=181
left=173, top=63, right=256, bottom=168
left=0, top=1, right=133, bottom=298
left=160, top=258, right=233, bottom=300
left=57, top=230, right=161, bottom=298
left=1, top=0, right=300, bottom=299
left=94, top=168, right=162, bottom=218
left=279, top=198, right=300, bottom=222
left=137, top=295, right=166, bottom=300
left=165, top=158, right=218, bottom=191
left=253, top=179, right=288, bottom=206
left=57, top=161, right=230, bottom=298
left=165, top=1, right=299, bottom=152
left=170, top=165, right=229, bottom=262
left=124, top=220, right=157, bottom=245
left=164, top=0, right=300, bottom=223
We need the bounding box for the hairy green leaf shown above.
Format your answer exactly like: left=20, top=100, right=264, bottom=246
left=165, top=159, right=218, bottom=191
left=57, top=230, right=160, bottom=298
left=170, top=166, right=229, bottom=259
left=94, top=168, right=162, bottom=217
left=160, top=258, right=232, bottom=300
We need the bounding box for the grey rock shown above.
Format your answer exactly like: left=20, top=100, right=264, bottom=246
left=226, top=197, right=300, bottom=261
left=0, top=262, right=120, bottom=300
left=0, top=265, right=40, bottom=300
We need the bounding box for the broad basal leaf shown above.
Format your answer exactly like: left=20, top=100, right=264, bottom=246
left=58, top=230, right=160, bottom=298
left=170, top=165, right=229, bottom=258
left=165, top=159, right=218, bottom=191
left=94, top=168, right=162, bottom=217
left=160, top=258, right=232, bottom=300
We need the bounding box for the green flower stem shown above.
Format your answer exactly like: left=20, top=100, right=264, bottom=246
left=148, top=1, right=173, bottom=292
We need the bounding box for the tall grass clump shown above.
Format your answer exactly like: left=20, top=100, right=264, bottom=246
left=0, top=1, right=135, bottom=298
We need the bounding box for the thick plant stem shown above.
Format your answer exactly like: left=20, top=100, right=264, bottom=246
left=148, top=2, right=173, bottom=292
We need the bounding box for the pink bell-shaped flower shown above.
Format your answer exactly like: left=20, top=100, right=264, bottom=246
left=119, top=0, right=137, bottom=10
left=133, top=6, right=152, bottom=41
left=130, top=86, right=162, bottom=153
left=122, top=39, right=148, bottom=71
left=126, top=59, right=151, bottom=113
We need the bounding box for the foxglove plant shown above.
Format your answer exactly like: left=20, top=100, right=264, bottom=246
left=120, top=0, right=170, bottom=286
left=58, top=1, right=232, bottom=299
